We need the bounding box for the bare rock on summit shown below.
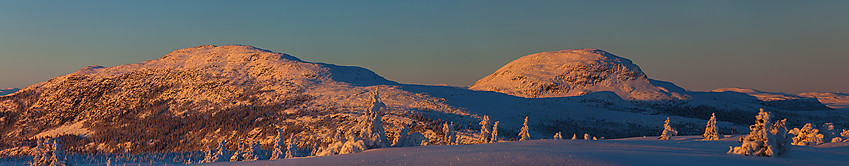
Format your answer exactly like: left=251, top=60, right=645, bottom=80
left=470, top=49, right=688, bottom=100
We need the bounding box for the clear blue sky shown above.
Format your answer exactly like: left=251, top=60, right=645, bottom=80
left=1, top=0, right=847, bottom=93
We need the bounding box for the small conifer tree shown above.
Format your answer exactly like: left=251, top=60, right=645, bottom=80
left=658, top=117, right=678, bottom=140
left=519, top=117, right=531, bottom=141
left=702, top=113, right=720, bottom=140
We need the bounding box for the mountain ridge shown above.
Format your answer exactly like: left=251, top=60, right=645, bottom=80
left=0, top=45, right=843, bottom=157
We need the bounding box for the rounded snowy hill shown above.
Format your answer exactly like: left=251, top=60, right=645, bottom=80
left=0, top=45, right=470, bottom=154
left=470, top=49, right=688, bottom=100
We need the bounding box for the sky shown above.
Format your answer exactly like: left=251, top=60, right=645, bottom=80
left=1, top=0, right=847, bottom=94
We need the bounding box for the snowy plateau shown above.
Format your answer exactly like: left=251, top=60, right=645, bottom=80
left=2, top=45, right=849, bottom=165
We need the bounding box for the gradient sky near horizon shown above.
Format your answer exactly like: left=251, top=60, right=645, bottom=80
left=1, top=0, right=848, bottom=94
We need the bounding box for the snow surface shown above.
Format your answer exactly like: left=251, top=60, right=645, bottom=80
left=191, top=136, right=849, bottom=166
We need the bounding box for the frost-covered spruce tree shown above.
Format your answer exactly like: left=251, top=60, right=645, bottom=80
left=285, top=133, right=298, bottom=158
left=519, top=117, right=531, bottom=141
left=477, top=115, right=492, bottom=144
left=553, top=132, right=562, bottom=140
left=270, top=129, right=286, bottom=160
left=201, top=145, right=214, bottom=163
left=392, top=126, right=411, bottom=147
left=52, top=138, right=66, bottom=165
left=841, top=129, right=849, bottom=142
left=50, top=138, right=65, bottom=166
left=242, top=141, right=259, bottom=161
left=341, top=129, right=367, bottom=154
left=442, top=122, right=457, bottom=145
left=728, top=109, right=788, bottom=157
left=31, top=138, right=44, bottom=166
left=789, top=123, right=824, bottom=146
left=360, top=91, right=390, bottom=149
left=31, top=138, right=64, bottom=166
left=819, top=123, right=838, bottom=143
left=409, top=132, right=429, bottom=146
left=770, top=119, right=790, bottom=154
left=392, top=126, right=429, bottom=147
left=490, top=121, right=499, bottom=143
left=702, top=113, right=720, bottom=140
left=658, top=117, right=678, bottom=140
left=213, top=139, right=229, bottom=162
left=843, top=129, right=849, bottom=138
left=230, top=141, right=246, bottom=161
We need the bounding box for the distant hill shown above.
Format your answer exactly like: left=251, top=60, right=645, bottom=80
left=470, top=49, right=688, bottom=100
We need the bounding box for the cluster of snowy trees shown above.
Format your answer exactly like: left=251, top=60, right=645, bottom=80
left=477, top=115, right=499, bottom=143
left=197, top=128, right=299, bottom=164
left=788, top=122, right=849, bottom=146
left=30, top=137, right=66, bottom=166
left=728, top=109, right=790, bottom=157
left=659, top=113, right=720, bottom=141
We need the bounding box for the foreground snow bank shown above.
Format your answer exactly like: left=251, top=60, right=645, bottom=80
left=199, top=136, right=849, bottom=166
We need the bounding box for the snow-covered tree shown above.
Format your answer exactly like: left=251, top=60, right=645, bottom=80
left=341, top=129, right=367, bottom=154
left=409, top=132, right=429, bottom=146
left=842, top=129, right=849, bottom=138
left=658, top=117, right=677, bottom=140
left=30, top=138, right=64, bottom=166
left=703, top=113, right=720, bottom=140
left=770, top=119, right=791, bottom=154
left=442, top=122, right=457, bottom=145
left=819, top=123, right=838, bottom=143
left=553, top=132, right=562, bottom=140
left=242, top=141, right=260, bottom=161
left=316, top=130, right=344, bottom=156
left=359, top=91, right=390, bottom=149
left=477, top=115, right=492, bottom=144
left=270, top=129, right=285, bottom=160
left=790, top=123, right=824, bottom=146
left=392, top=126, right=429, bottom=147
left=392, top=126, right=411, bottom=147
left=31, top=138, right=43, bottom=166
left=51, top=138, right=64, bottom=163
left=213, top=139, right=229, bottom=162
left=519, top=117, right=531, bottom=141
left=571, top=134, right=577, bottom=140
left=230, top=141, right=246, bottom=161
left=285, top=133, right=298, bottom=158
left=728, top=109, right=789, bottom=157
left=201, top=145, right=214, bottom=163
left=490, top=121, right=499, bottom=143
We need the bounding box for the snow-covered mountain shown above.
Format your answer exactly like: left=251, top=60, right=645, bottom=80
left=0, top=88, right=19, bottom=96
left=0, top=45, right=843, bottom=157
left=470, top=49, right=688, bottom=100
left=0, top=45, right=473, bottom=155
